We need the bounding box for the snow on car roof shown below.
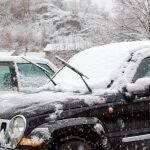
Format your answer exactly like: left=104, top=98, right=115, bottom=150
left=0, top=56, right=49, bottom=63
left=0, top=55, right=58, bottom=71
left=54, top=41, right=150, bottom=90
left=0, top=50, right=15, bottom=56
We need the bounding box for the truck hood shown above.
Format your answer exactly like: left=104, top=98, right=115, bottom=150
left=0, top=91, right=105, bottom=119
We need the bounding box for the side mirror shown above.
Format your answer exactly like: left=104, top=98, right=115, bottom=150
left=126, top=77, right=150, bottom=95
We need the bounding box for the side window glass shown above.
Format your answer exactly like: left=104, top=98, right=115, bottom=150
left=0, top=62, right=13, bottom=90
left=133, top=57, right=150, bottom=82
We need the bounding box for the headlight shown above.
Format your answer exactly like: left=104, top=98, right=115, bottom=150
left=8, top=115, right=26, bottom=139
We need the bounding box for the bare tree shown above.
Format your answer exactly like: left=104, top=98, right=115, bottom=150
left=10, top=0, right=30, bottom=21
left=1, top=26, right=12, bottom=49
left=113, top=0, right=150, bottom=40
left=50, top=0, right=64, bottom=9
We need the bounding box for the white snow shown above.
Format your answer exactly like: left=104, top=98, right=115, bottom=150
left=49, top=104, right=63, bottom=120
left=0, top=56, right=50, bottom=64
left=0, top=55, right=58, bottom=74
left=19, top=52, right=46, bottom=58
left=44, top=42, right=92, bottom=51
left=31, top=136, right=44, bottom=143
left=94, top=123, right=104, bottom=133
left=0, top=91, right=101, bottom=114
left=0, top=50, right=15, bottom=56
left=126, top=77, right=150, bottom=93
left=1, top=41, right=150, bottom=114
left=53, top=41, right=150, bottom=92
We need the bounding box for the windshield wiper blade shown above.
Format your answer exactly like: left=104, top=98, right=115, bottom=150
left=55, top=56, right=92, bottom=93
left=22, top=57, right=57, bottom=86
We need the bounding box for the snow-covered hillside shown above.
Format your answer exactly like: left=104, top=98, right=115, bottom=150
left=0, top=0, right=109, bottom=52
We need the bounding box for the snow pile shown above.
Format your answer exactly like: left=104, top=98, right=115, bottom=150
left=126, top=77, right=150, bottom=93
left=53, top=41, right=150, bottom=92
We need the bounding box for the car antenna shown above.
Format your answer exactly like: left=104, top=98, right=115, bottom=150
left=22, top=57, right=57, bottom=86
left=55, top=56, right=92, bottom=93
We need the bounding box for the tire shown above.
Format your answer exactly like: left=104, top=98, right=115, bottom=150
left=53, top=135, right=103, bottom=150
left=57, top=138, right=92, bottom=150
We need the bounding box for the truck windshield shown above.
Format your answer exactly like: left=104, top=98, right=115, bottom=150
left=17, top=63, right=55, bottom=89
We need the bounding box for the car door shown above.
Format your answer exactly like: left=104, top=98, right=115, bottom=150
left=120, top=57, right=150, bottom=149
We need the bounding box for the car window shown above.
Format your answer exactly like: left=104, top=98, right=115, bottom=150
left=133, top=57, right=150, bottom=82
left=0, top=62, right=13, bottom=90
left=38, top=63, right=55, bottom=76
left=17, top=63, right=55, bottom=88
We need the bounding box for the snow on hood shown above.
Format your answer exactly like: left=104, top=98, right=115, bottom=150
left=0, top=91, right=103, bottom=118
left=52, top=41, right=150, bottom=92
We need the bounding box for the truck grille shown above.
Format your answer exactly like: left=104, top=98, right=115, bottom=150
left=0, top=119, right=11, bottom=149
left=1, top=122, right=7, bottom=132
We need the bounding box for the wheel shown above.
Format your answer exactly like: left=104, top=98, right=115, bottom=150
left=52, top=135, right=103, bottom=150
left=50, top=126, right=106, bottom=150
left=58, top=139, right=92, bottom=150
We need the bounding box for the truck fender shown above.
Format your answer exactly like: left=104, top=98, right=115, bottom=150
left=29, top=117, right=108, bottom=148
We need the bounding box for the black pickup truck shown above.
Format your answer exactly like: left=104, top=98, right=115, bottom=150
left=1, top=41, right=150, bottom=150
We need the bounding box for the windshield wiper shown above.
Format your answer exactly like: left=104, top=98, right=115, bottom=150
left=22, top=57, right=57, bottom=86
left=55, top=56, right=92, bottom=93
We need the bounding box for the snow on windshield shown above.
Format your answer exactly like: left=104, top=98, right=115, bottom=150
left=54, top=41, right=150, bottom=91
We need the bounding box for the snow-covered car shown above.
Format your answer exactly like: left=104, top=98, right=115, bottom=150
left=1, top=41, right=150, bottom=150
left=0, top=56, right=57, bottom=92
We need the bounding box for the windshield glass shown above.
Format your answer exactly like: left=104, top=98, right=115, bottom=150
left=17, top=63, right=55, bottom=89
